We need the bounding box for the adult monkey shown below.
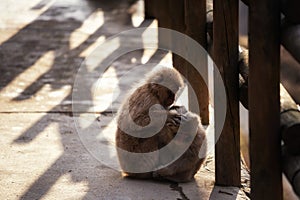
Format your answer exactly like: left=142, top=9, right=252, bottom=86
left=116, top=68, right=207, bottom=182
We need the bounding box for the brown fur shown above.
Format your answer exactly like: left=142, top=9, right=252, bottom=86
left=115, top=68, right=206, bottom=182
left=154, top=106, right=207, bottom=182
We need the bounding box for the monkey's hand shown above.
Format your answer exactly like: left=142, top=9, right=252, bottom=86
left=166, top=111, right=188, bottom=131
left=169, top=105, right=188, bottom=115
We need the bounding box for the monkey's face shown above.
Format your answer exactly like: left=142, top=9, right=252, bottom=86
left=150, top=83, right=177, bottom=108
left=164, top=89, right=175, bottom=107
left=158, top=87, right=176, bottom=107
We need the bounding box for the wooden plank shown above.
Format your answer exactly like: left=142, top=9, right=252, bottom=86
left=282, top=148, right=300, bottom=196
left=156, top=0, right=171, bottom=29
left=280, top=84, right=300, bottom=155
left=248, top=0, right=283, bottom=199
left=169, top=0, right=187, bottom=77
left=282, top=0, right=300, bottom=23
left=243, top=0, right=300, bottom=23
left=155, top=0, right=172, bottom=56
left=144, top=0, right=155, bottom=19
left=158, top=0, right=208, bottom=126
left=213, top=0, right=240, bottom=186
left=185, top=0, right=209, bottom=125
left=282, top=23, right=300, bottom=64
left=149, top=0, right=209, bottom=125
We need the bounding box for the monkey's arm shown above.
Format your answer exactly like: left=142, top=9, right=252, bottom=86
left=130, top=108, right=183, bottom=138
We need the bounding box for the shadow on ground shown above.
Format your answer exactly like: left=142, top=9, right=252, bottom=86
left=0, top=0, right=207, bottom=199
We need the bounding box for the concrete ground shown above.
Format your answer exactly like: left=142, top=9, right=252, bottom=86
left=0, top=0, right=250, bottom=199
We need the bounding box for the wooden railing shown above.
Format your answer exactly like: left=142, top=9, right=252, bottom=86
left=145, top=0, right=283, bottom=199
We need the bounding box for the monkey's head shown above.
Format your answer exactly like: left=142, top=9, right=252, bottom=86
left=147, top=68, right=184, bottom=107
left=148, top=84, right=175, bottom=107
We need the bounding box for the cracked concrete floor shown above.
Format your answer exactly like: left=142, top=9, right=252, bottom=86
left=0, top=0, right=250, bottom=199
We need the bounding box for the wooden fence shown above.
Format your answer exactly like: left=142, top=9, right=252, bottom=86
left=145, top=0, right=283, bottom=199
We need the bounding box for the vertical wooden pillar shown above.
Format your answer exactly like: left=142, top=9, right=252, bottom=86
left=156, top=0, right=171, bottom=29
left=248, top=0, right=282, bottom=199
left=156, top=1, right=209, bottom=125
left=144, top=0, right=153, bottom=19
left=213, top=0, right=240, bottom=186
left=169, top=0, right=187, bottom=77
left=144, top=0, right=158, bottom=19
left=185, top=0, right=209, bottom=125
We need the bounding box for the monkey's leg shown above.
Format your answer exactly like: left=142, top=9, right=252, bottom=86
left=154, top=155, right=202, bottom=182
left=122, top=137, right=160, bottom=179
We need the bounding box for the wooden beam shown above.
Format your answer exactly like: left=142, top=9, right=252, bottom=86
left=144, top=0, right=155, bottom=19
left=242, top=0, right=300, bottom=23
left=169, top=0, right=187, bottom=79
left=213, top=0, right=240, bottom=186
left=280, top=85, right=300, bottom=155
left=185, top=0, right=209, bottom=125
left=281, top=0, right=300, bottom=23
left=282, top=148, right=300, bottom=196
left=157, top=0, right=209, bottom=125
left=156, top=0, right=171, bottom=29
left=238, top=49, right=300, bottom=156
left=248, top=0, right=283, bottom=199
left=238, top=52, right=300, bottom=157
left=282, top=23, right=300, bottom=64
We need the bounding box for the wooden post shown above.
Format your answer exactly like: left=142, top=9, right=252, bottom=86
left=169, top=1, right=187, bottom=78
left=155, top=0, right=171, bottom=29
left=185, top=0, right=209, bottom=125
left=155, top=0, right=173, bottom=72
left=248, top=0, right=283, bottom=199
left=213, top=0, right=240, bottom=186
left=242, top=0, right=300, bottom=23
left=144, top=0, right=157, bottom=19
left=157, top=0, right=209, bottom=126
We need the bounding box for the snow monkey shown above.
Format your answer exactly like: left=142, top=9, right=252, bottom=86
left=115, top=67, right=207, bottom=182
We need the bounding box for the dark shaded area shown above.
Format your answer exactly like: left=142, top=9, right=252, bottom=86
left=0, top=0, right=171, bottom=199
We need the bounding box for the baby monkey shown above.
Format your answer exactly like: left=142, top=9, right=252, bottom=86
left=116, top=67, right=206, bottom=182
